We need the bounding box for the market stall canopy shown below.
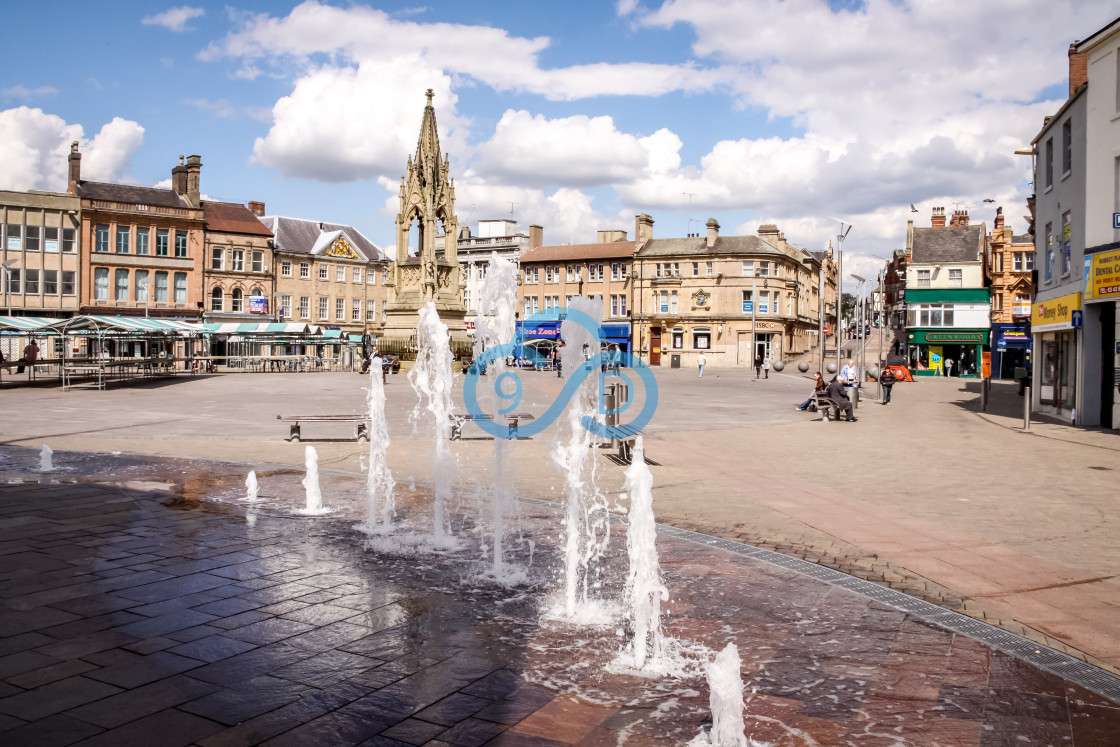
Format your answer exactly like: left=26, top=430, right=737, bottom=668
left=200, top=322, right=320, bottom=335
left=45, top=316, right=205, bottom=334
left=0, top=317, right=62, bottom=333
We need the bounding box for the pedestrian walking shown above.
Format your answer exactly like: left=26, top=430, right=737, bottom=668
left=754, top=354, right=762, bottom=379
left=880, top=365, right=896, bottom=404
left=697, top=352, right=707, bottom=378
left=763, top=355, right=771, bottom=379
left=552, top=341, right=564, bottom=378
left=944, top=358, right=954, bottom=377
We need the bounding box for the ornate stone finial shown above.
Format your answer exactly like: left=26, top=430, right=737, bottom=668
left=425, top=88, right=434, bottom=104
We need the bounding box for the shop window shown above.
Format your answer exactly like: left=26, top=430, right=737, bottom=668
left=672, top=329, right=684, bottom=349
left=692, top=328, right=711, bottom=350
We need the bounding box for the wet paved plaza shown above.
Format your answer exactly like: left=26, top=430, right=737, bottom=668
left=0, top=445, right=1119, bottom=745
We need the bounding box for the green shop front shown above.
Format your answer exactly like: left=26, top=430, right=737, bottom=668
left=904, top=288, right=991, bottom=377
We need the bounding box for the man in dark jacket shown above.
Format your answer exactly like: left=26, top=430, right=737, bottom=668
left=880, top=366, right=896, bottom=404
left=826, top=376, right=856, bottom=421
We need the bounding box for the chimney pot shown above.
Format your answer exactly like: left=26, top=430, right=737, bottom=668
left=67, top=141, right=81, bottom=195
left=706, top=217, right=719, bottom=249
left=248, top=201, right=266, bottom=217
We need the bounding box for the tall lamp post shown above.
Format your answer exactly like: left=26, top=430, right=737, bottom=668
left=876, top=268, right=886, bottom=401
left=850, top=274, right=866, bottom=385
left=831, top=219, right=852, bottom=376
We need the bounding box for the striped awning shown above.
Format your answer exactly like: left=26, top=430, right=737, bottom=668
left=200, top=322, right=318, bottom=335
left=48, top=316, right=204, bottom=334
left=0, top=316, right=62, bottom=332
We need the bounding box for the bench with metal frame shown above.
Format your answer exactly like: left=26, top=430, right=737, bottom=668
left=449, top=412, right=536, bottom=441
left=277, top=414, right=369, bottom=442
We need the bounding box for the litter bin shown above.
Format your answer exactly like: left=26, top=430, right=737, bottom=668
left=845, top=384, right=859, bottom=409
left=670, top=354, right=681, bottom=369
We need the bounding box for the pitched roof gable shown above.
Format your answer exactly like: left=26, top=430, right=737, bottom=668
left=910, top=225, right=984, bottom=264
left=262, top=215, right=387, bottom=261
left=519, top=241, right=636, bottom=263
left=203, top=202, right=273, bottom=237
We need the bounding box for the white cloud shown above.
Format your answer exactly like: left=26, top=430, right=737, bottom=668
left=0, top=109, right=144, bottom=191
left=183, top=98, right=271, bottom=121
left=2, top=85, right=59, bottom=100
left=142, top=6, right=205, bottom=33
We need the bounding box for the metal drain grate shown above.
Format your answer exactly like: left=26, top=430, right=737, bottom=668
left=658, top=523, right=1120, bottom=704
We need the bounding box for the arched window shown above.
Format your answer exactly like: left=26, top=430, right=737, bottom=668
left=231, top=287, right=244, bottom=313
left=250, top=286, right=262, bottom=298
left=210, top=287, right=223, bottom=311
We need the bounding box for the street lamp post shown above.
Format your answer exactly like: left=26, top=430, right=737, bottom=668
left=877, top=268, right=886, bottom=402
left=831, top=219, right=852, bottom=376
left=850, top=273, right=866, bottom=386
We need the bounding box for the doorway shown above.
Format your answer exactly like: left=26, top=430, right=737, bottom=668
left=755, top=334, right=771, bottom=363
left=650, top=327, right=662, bottom=366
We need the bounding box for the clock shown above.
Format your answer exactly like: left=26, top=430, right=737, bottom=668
left=696, top=293, right=707, bottom=305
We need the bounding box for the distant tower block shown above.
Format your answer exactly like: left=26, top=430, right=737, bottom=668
left=382, top=89, right=468, bottom=343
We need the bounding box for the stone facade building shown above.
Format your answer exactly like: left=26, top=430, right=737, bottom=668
left=987, top=207, right=1034, bottom=379
left=0, top=188, right=82, bottom=321
left=202, top=201, right=275, bottom=323
left=516, top=233, right=636, bottom=322
left=441, top=219, right=542, bottom=330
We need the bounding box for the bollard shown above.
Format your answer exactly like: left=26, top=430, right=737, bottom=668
left=980, top=378, right=988, bottom=412
left=1023, top=385, right=1031, bottom=431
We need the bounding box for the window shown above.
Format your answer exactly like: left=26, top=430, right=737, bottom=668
left=759, top=291, right=769, bottom=314
left=670, top=290, right=678, bottom=313
left=367, top=300, right=376, bottom=319
left=382, top=270, right=390, bottom=284
left=319, top=265, right=329, bottom=281
left=995, top=253, right=1004, bottom=272
left=116, top=226, right=129, bottom=253
left=174, top=273, right=187, bottom=303
left=368, top=269, right=377, bottom=284
left=335, top=298, right=345, bottom=320
left=61, top=271, right=75, bottom=296
left=620, top=295, right=627, bottom=315
left=544, top=296, right=553, bottom=312
left=917, top=270, right=931, bottom=287
left=23, top=226, right=40, bottom=252
left=3, top=225, right=18, bottom=250
left=1061, top=212, right=1071, bottom=275
left=994, top=294, right=1004, bottom=311
left=531, top=296, right=539, bottom=314
left=95, top=225, right=109, bottom=252
left=135, top=270, right=150, bottom=302
left=659, top=290, right=669, bottom=313
left=381, top=300, right=387, bottom=322
left=174, top=231, right=187, bottom=258
left=566, top=265, right=574, bottom=282
left=252, top=251, right=264, bottom=273
left=136, top=227, right=149, bottom=255
left=231, top=288, right=244, bottom=312
left=93, top=268, right=108, bottom=300
left=610, top=295, right=618, bottom=316
left=114, top=269, right=128, bottom=301
left=154, top=272, right=168, bottom=302
left=211, top=287, right=223, bottom=311
left=742, top=261, right=754, bottom=276
left=546, top=266, right=553, bottom=283
left=155, top=229, right=169, bottom=257
left=336, top=266, right=345, bottom=283
left=691, top=262, right=699, bottom=277
left=352, top=267, right=362, bottom=283
left=614, top=263, right=622, bottom=280
left=525, top=267, right=538, bottom=283
left=211, top=248, right=224, bottom=270
left=318, top=297, right=328, bottom=318
left=62, top=228, right=75, bottom=253
left=692, top=328, right=711, bottom=350
left=352, top=299, right=362, bottom=321
left=758, top=261, right=769, bottom=277
left=281, top=260, right=292, bottom=277
left=742, top=290, right=753, bottom=313
left=948, top=269, right=962, bottom=287
left=620, top=263, right=627, bottom=279
left=1026, top=252, right=1034, bottom=271
left=672, top=329, right=684, bottom=349
left=524, top=297, right=532, bottom=317
left=907, top=303, right=955, bottom=327
left=300, top=262, right=310, bottom=278
left=299, top=296, right=310, bottom=319
left=232, top=250, right=244, bottom=271
left=706, top=262, right=713, bottom=277
left=655, top=263, right=663, bottom=278
left=1045, top=138, right=1054, bottom=188
left=1013, top=252, right=1023, bottom=271
left=1045, top=222, right=1053, bottom=280
left=21, top=269, right=39, bottom=295
left=1062, top=119, right=1072, bottom=174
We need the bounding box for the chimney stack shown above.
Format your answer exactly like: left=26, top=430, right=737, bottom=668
left=185, top=155, right=202, bottom=208
left=67, top=141, right=81, bottom=195
left=529, top=224, right=543, bottom=251
left=931, top=207, right=946, bottom=227
left=597, top=229, right=626, bottom=243
left=949, top=209, right=969, bottom=227
left=634, top=213, right=654, bottom=245
left=994, top=206, right=1005, bottom=231
left=171, top=156, right=188, bottom=198
left=705, top=218, right=720, bottom=249
left=248, top=201, right=266, bottom=217
left=1068, top=43, right=1088, bottom=97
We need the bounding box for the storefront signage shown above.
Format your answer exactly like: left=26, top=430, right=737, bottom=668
left=1113, top=212, right=1120, bottom=230
left=248, top=296, right=268, bottom=314
left=1084, top=248, right=1120, bottom=300
left=924, top=331, right=986, bottom=343
left=1031, top=292, right=1081, bottom=329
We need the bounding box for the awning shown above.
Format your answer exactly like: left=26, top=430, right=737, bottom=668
left=322, top=329, right=343, bottom=339
left=0, top=317, right=61, bottom=332
left=49, top=316, right=204, bottom=334
left=200, top=322, right=316, bottom=334
left=599, top=323, right=630, bottom=344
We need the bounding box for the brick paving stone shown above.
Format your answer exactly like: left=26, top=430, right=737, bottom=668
left=120, top=636, right=178, bottom=655
left=0, top=649, right=62, bottom=679
left=0, top=676, right=123, bottom=721
left=5, top=657, right=100, bottom=689
left=197, top=687, right=367, bottom=747
left=207, top=610, right=274, bottom=630
left=436, top=717, right=508, bottom=746
left=111, top=609, right=217, bottom=640
left=33, top=630, right=138, bottom=661
left=221, top=617, right=315, bottom=646
left=272, top=648, right=381, bottom=688
left=0, top=632, right=56, bottom=657
left=187, top=642, right=316, bottom=685
left=0, top=713, right=105, bottom=746
left=378, top=717, right=448, bottom=744
left=166, top=634, right=258, bottom=663
left=68, top=707, right=224, bottom=747
left=64, top=674, right=220, bottom=729
left=260, top=710, right=388, bottom=747
left=180, top=674, right=315, bottom=725
left=83, top=650, right=204, bottom=688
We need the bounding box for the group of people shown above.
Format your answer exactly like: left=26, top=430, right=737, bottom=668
left=794, top=359, right=897, bottom=421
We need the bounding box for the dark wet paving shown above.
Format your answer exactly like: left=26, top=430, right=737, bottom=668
left=0, top=445, right=1118, bottom=745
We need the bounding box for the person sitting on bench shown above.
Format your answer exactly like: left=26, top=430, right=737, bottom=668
left=826, top=375, right=857, bottom=422
left=797, top=372, right=827, bottom=411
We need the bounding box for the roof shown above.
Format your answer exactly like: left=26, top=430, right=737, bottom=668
left=1011, top=234, right=1033, bottom=245
left=75, top=181, right=191, bottom=210
left=519, top=241, right=636, bottom=263
left=203, top=202, right=274, bottom=237
left=0, top=316, right=61, bottom=332
left=1075, top=14, right=1120, bottom=52
left=261, top=215, right=387, bottom=262
left=638, top=235, right=784, bottom=257
left=910, top=225, right=985, bottom=264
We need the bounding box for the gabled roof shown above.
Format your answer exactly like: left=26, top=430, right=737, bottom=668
left=203, top=202, right=273, bottom=237
left=910, top=225, right=985, bottom=264
left=75, top=181, right=191, bottom=210
left=260, top=215, right=387, bottom=262
left=638, top=235, right=784, bottom=257
left=519, top=241, right=636, bottom=263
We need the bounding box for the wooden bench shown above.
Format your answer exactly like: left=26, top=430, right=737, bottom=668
left=809, top=391, right=843, bottom=421
left=277, top=414, right=369, bottom=443
left=450, top=412, right=536, bottom=440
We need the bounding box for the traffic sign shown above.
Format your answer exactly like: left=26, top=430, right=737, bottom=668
left=1071, top=310, right=1083, bottom=327
left=1113, top=212, right=1120, bottom=229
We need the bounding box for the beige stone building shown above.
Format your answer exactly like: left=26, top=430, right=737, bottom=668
left=516, top=233, right=636, bottom=324
left=260, top=214, right=391, bottom=339
left=202, top=201, right=275, bottom=323
left=0, top=189, right=82, bottom=321
left=987, top=207, right=1034, bottom=324
left=633, top=216, right=827, bottom=369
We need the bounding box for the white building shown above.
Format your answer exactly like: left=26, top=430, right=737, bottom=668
left=441, top=219, right=542, bottom=329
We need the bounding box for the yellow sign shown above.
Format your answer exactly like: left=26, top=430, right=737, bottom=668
left=1031, top=291, right=1081, bottom=328
left=1085, top=248, right=1120, bottom=300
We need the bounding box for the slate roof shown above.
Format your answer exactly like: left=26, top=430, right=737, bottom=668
left=519, top=241, right=636, bottom=263
left=1011, top=234, right=1033, bottom=245
left=203, top=202, right=273, bottom=237
left=638, top=235, right=786, bottom=258
left=910, top=225, right=984, bottom=264
left=260, top=215, right=387, bottom=261
left=75, top=181, right=191, bottom=210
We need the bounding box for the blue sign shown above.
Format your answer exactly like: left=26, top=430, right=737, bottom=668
left=1113, top=212, right=1120, bottom=230
left=742, top=302, right=753, bottom=313
left=248, top=296, right=268, bottom=314
left=1071, top=310, right=1083, bottom=328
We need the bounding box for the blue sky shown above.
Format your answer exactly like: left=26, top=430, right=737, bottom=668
left=2, top=1, right=1113, bottom=291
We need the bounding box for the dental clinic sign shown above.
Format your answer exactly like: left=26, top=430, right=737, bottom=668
left=1084, top=247, right=1120, bottom=300
left=1031, top=292, right=1081, bottom=331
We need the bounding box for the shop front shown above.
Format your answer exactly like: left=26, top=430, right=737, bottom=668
left=905, top=329, right=988, bottom=377
left=991, top=324, right=1032, bottom=380
left=1083, top=244, right=1120, bottom=428
left=1031, top=291, right=1081, bottom=418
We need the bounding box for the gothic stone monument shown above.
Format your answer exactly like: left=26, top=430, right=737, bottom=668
left=382, top=90, right=468, bottom=344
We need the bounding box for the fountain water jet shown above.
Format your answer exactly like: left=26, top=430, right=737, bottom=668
left=408, top=302, right=456, bottom=545
left=39, top=445, right=54, bottom=472
left=474, top=251, right=520, bottom=580
left=295, top=445, right=330, bottom=515
left=359, top=358, right=395, bottom=533
left=689, top=643, right=753, bottom=746
left=243, top=470, right=260, bottom=502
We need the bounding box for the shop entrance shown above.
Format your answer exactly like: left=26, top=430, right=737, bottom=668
left=650, top=327, right=661, bottom=366
left=755, top=334, right=772, bottom=363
